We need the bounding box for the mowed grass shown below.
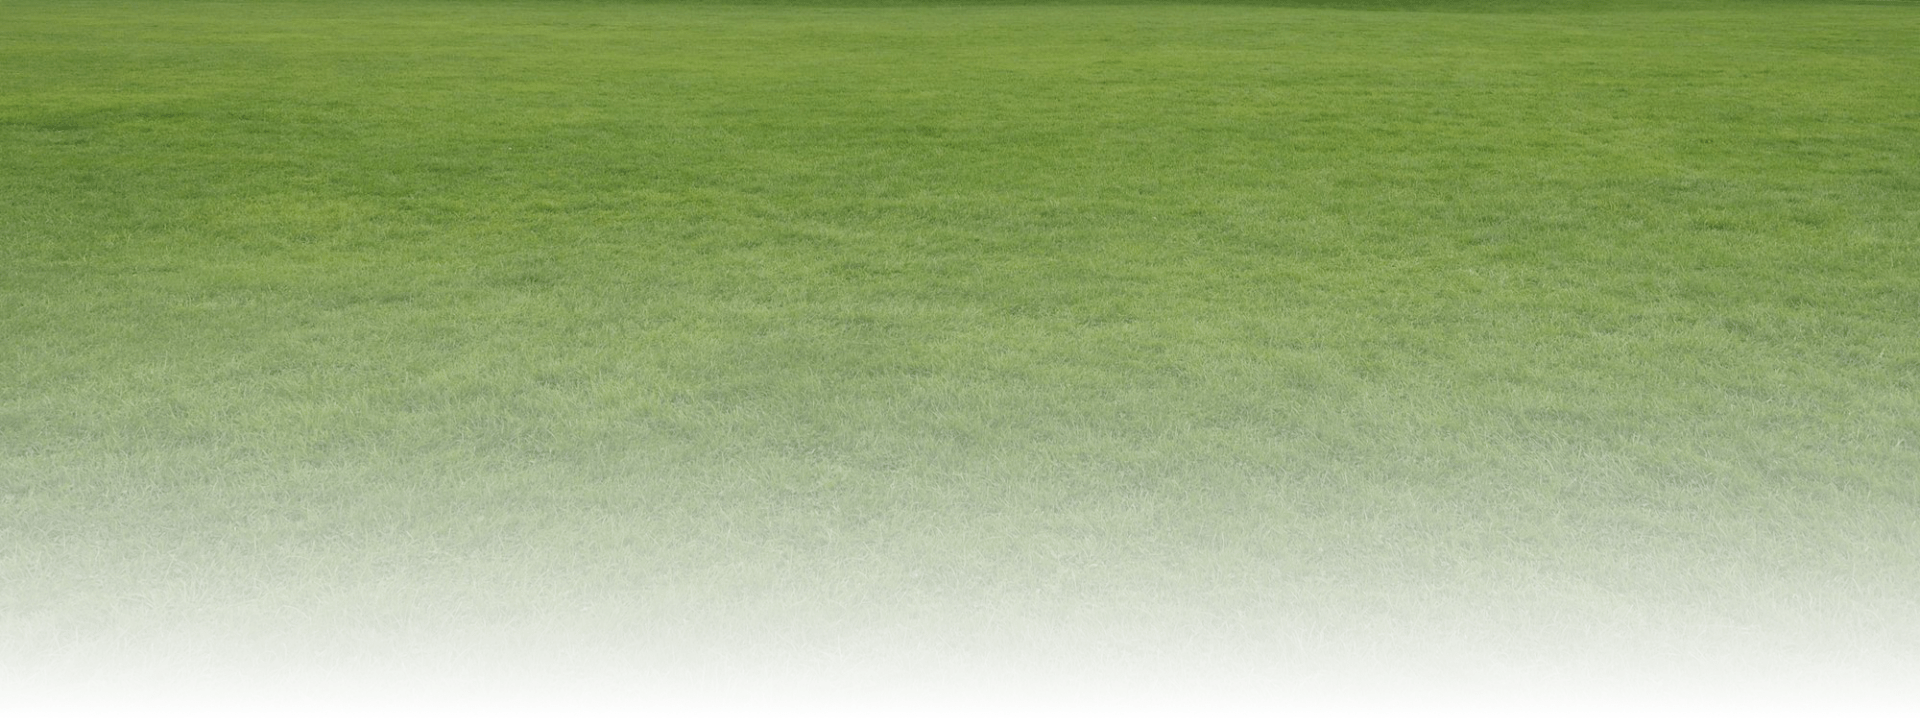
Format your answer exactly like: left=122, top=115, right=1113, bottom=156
left=3, top=0, right=1918, bottom=693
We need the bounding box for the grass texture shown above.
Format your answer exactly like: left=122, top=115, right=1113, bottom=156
left=3, top=0, right=1918, bottom=700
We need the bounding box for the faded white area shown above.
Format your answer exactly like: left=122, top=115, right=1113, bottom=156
left=9, top=651, right=1916, bottom=726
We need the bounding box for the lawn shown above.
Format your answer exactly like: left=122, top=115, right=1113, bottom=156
left=3, top=0, right=1918, bottom=713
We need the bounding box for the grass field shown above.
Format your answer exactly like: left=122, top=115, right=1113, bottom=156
left=4, top=0, right=1919, bottom=715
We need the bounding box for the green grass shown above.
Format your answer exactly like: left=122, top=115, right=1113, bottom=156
left=4, top=0, right=1919, bottom=700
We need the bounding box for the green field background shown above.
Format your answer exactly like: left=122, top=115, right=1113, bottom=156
left=3, top=0, right=1917, bottom=700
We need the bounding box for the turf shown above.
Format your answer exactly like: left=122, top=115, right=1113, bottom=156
left=3, top=0, right=1918, bottom=702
